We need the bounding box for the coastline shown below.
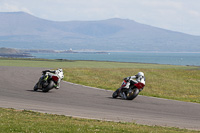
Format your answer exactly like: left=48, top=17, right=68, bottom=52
left=0, top=53, right=34, bottom=58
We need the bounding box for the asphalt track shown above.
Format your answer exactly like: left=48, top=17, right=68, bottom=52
left=0, top=66, right=200, bottom=130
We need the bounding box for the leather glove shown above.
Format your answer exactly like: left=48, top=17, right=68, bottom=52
left=124, top=77, right=130, bottom=82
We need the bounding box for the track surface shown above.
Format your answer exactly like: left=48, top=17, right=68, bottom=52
left=0, top=66, right=200, bottom=130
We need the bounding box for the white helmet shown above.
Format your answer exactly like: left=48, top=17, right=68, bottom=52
left=55, top=68, right=63, bottom=74
left=137, top=72, right=144, bottom=77
left=57, top=68, right=63, bottom=72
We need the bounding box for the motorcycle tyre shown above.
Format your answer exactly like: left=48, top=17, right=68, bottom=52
left=126, top=89, right=139, bottom=100
left=112, top=88, right=120, bottom=98
left=42, top=80, right=54, bottom=92
left=33, top=83, right=38, bottom=91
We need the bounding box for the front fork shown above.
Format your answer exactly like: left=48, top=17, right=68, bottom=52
left=119, top=81, right=130, bottom=93
left=37, top=75, right=49, bottom=88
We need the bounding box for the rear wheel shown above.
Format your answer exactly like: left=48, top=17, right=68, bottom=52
left=126, top=89, right=139, bottom=100
left=42, top=80, right=54, bottom=92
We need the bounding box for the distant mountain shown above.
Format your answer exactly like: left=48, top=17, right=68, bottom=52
left=0, top=11, right=200, bottom=52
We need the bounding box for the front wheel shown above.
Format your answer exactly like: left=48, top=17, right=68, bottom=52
left=112, top=88, right=120, bottom=98
left=33, top=83, right=38, bottom=91
left=126, top=89, right=139, bottom=100
left=42, top=80, right=54, bottom=92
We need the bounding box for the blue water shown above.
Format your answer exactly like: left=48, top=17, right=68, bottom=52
left=32, top=52, right=200, bottom=66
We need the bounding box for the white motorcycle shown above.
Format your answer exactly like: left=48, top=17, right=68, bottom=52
left=34, top=69, right=64, bottom=92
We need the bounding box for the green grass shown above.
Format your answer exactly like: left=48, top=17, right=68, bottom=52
left=0, top=108, right=198, bottom=133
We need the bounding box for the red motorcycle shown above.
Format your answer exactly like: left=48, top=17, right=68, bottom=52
left=112, top=79, right=145, bottom=100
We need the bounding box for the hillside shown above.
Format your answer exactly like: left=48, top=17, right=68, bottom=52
left=0, top=47, right=21, bottom=54
left=0, top=12, right=200, bottom=52
left=0, top=47, right=32, bottom=57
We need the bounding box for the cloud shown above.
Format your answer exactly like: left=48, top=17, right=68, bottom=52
left=188, top=10, right=200, bottom=17
left=141, top=0, right=183, bottom=10
left=0, top=2, right=32, bottom=14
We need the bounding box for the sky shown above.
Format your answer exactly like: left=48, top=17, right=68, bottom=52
left=0, top=0, right=200, bottom=36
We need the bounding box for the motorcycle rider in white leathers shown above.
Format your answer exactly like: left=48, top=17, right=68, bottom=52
left=119, top=72, right=146, bottom=99
left=41, top=68, right=64, bottom=89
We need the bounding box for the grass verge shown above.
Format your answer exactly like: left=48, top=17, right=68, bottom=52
left=0, top=108, right=198, bottom=133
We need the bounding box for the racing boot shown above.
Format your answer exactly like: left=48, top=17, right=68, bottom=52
left=54, top=84, right=59, bottom=89
left=120, top=92, right=127, bottom=100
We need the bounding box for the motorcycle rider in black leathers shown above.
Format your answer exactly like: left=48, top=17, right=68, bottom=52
left=39, top=68, right=64, bottom=89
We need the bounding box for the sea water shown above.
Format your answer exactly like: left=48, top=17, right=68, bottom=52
left=32, top=52, right=200, bottom=66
